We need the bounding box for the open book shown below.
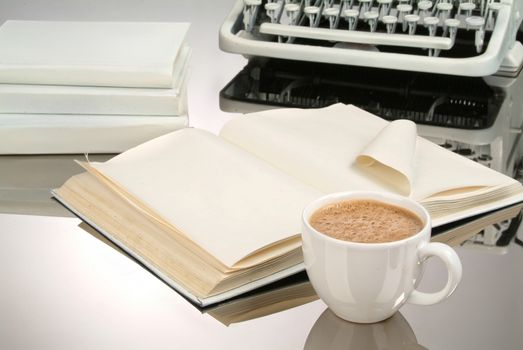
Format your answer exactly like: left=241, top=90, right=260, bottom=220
left=53, top=104, right=523, bottom=306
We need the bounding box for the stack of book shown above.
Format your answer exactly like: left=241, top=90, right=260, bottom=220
left=0, top=20, right=191, bottom=154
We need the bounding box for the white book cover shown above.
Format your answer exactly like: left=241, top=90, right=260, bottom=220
left=0, top=46, right=191, bottom=116
left=0, top=114, right=188, bottom=154
left=0, top=21, right=190, bottom=88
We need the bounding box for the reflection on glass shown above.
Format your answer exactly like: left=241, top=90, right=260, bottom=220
left=205, top=273, right=318, bottom=326
left=304, top=308, right=427, bottom=350
left=0, top=154, right=112, bottom=216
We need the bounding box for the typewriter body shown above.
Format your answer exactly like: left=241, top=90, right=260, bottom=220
left=219, top=0, right=523, bottom=251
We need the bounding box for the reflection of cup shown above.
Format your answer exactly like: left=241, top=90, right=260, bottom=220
left=304, top=308, right=427, bottom=350
left=302, top=191, right=462, bottom=323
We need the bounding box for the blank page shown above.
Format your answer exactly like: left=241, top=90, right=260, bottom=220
left=91, top=129, right=321, bottom=268
left=220, top=104, right=518, bottom=201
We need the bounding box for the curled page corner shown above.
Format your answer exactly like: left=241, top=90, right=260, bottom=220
left=356, top=119, right=417, bottom=196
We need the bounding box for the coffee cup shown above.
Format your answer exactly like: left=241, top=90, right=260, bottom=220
left=301, top=191, right=462, bottom=323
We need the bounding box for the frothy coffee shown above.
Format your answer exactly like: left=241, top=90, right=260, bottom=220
left=309, top=199, right=424, bottom=243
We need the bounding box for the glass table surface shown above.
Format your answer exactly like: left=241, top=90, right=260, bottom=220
left=1, top=153, right=522, bottom=350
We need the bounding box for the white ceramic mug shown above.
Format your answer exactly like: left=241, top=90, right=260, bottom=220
left=301, top=191, right=462, bottom=323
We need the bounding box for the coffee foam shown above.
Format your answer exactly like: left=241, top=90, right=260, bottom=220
left=309, top=199, right=423, bottom=243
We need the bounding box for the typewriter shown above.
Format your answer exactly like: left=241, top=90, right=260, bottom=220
left=219, top=0, right=523, bottom=251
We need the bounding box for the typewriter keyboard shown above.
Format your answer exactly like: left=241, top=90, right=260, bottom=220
left=220, top=0, right=522, bottom=76
left=250, top=0, right=508, bottom=54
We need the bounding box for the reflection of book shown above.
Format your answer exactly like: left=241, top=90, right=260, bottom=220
left=53, top=104, right=523, bottom=306
left=204, top=271, right=317, bottom=326
left=0, top=154, right=111, bottom=217
left=432, top=204, right=523, bottom=246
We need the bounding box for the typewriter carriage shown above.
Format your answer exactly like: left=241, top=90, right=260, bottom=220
left=220, top=0, right=523, bottom=76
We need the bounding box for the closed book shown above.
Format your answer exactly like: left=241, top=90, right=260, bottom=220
left=0, top=45, right=190, bottom=115
left=0, top=114, right=188, bottom=154
left=0, top=21, right=190, bottom=88
left=52, top=104, right=523, bottom=306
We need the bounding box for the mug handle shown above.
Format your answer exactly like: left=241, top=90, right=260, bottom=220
left=407, top=242, right=463, bottom=306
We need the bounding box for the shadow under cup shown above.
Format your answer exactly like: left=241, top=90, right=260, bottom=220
left=301, top=191, right=462, bottom=324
